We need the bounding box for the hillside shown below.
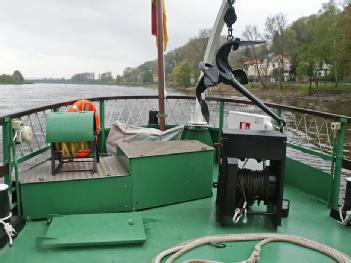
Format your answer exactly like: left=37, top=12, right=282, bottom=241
left=117, top=1, right=351, bottom=95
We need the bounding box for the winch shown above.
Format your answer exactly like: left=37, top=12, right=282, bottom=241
left=194, top=0, right=288, bottom=227
left=216, top=129, right=287, bottom=227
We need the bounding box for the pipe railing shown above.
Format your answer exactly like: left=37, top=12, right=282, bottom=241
left=0, top=95, right=349, bottom=213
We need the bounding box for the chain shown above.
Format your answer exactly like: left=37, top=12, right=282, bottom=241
left=227, top=26, right=233, bottom=41
left=225, top=0, right=237, bottom=41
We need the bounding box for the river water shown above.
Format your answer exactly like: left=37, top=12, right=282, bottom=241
left=0, top=84, right=165, bottom=116
left=1, top=83, right=349, bottom=117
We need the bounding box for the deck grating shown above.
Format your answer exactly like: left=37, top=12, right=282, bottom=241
left=19, top=156, right=128, bottom=184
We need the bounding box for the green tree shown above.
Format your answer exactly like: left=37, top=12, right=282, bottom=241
left=339, top=4, right=351, bottom=81
left=12, top=70, right=24, bottom=82
left=142, top=71, right=153, bottom=84
left=242, top=25, right=268, bottom=88
left=265, top=13, right=291, bottom=87
left=172, top=63, right=192, bottom=88
left=183, top=29, right=211, bottom=81
left=0, top=70, right=25, bottom=84
left=291, top=0, right=346, bottom=87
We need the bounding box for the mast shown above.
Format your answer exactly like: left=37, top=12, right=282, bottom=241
left=156, top=0, right=166, bottom=131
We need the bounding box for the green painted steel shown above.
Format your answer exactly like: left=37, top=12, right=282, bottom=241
left=46, top=112, right=94, bottom=143
left=2, top=117, right=12, bottom=192
left=129, top=150, right=214, bottom=210
left=218, top=101, right=224, bottom=139
left=99, top=100, right=105, bottom=130
left=218, top=101, right=224, bottom=162
left=98, top=100, right=107, bottom=153
left=287, top=142, right=333, bottom=161
left=21, top=176, right=132, bottom=219
left=1, top=185, right=351, bottom=263
left=330, top=117, right=348, bottom=208
left=39, top=213, right=146, bottom=248
left=11, top=139, right=22, bottom=215
left=208, top=127, right=221, bottom=163
left=285, top=158, right=331, bottom=202
left=17, top=145, right=50, bottom=164
left=183, top=126, right=213, bottom=146
left=276, top=108, right=282, bottom=121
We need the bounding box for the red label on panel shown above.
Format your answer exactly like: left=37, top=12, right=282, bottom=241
left=240, top=122, right=251, bottom=129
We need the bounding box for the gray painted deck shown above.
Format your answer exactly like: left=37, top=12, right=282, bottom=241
left=19, top=156, right=128, bottom=184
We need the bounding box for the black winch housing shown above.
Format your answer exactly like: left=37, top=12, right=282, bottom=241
left=216, top=129, right=287, bottom=228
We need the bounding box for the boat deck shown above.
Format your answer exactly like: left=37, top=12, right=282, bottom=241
left=19, top=156, right=128, bottom=184
left=1, top=183, right=350, bottom=262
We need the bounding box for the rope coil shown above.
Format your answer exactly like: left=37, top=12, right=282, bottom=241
left=151, top=233, right=351, bottom=263
left=0, top=212, right=16, bottom=246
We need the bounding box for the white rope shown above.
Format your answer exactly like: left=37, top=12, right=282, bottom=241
left=338, top=206, right=351, bottom=226
left=0, top=212, right=16, bottom=246
left=151, top=233, right=351, bottom=263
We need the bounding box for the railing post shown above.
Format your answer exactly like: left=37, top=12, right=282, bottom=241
left=276, top=108, right=282, bottom=118
left=11, top=137, right=21, bottom=215
left=276, top=108, right=283, bottom=128
left=217, top=100, right=225, bottom=162
left=99, top=100, right=106, bottom=153
left=330, top=117, right=347, bottom=209
left=2, top=117, right=12, bottom=193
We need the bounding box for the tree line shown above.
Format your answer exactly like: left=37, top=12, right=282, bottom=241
left=0, top=70, right=27, bottom=84
left=116, top=1, right=351, bottom=94
left=241, top=0, right=351, bottom=94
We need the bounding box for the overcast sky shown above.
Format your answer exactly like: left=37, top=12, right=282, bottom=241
left=0, top=0, right=329, bottom=79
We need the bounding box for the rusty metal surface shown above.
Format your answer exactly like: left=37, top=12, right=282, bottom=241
left=19, top=156, right=128, bottom=184
left=118, top=140, right=214, bottom=159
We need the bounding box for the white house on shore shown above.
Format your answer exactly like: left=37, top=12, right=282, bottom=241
left=243, top=55, right=292, bottom=82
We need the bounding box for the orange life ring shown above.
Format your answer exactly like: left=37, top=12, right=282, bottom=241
left=68, top=99, right=100, bottom=132
left=67, top=99, right=100, bottom=158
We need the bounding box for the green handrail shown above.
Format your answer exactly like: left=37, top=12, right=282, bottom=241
left=0, top=95, right=349, bottom=214
left=330, top=117, right=348, bottom=209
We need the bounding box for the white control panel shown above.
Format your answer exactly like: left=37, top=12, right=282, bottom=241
left=227, top=111, right=273, bottom=131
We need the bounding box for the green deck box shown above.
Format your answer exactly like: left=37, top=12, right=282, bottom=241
left=117, top=140, right=214, bottom=210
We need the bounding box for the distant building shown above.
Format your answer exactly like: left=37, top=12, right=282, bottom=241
left=244, top=55, right=292, bottom=82
left=71, top=72, right=95, bottom=82
left=100, top=72, right=113, bottom=81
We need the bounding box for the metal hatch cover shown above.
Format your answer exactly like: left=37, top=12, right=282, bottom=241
left=37, top=213, right=146, bottom=248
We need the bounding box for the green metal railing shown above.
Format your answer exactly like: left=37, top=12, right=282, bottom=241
left=0, top=95, right=350, bottom=215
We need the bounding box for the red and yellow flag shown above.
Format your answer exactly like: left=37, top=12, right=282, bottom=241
left=152, top=0, right=168, bottom=50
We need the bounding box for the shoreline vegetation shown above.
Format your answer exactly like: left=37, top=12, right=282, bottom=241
left=112, top=1, right=351, bottom=101
left=25, top=79, right=351, bottom=102
left=173, top=82, right=351, bottom=102
left=0, top=70, right=32, bottom=85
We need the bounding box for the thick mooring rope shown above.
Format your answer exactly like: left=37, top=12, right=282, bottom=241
left=151, top=234, right=351, bottom=263
left=0, top=212, right=16, bottom=246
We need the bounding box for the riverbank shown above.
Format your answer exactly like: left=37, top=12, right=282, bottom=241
left=0, top=81, right=33, bottom=85
left=175, top=82, right=351, bottom=103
